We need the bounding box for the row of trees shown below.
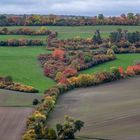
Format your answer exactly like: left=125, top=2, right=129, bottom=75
left=109, top=29, right=140, bottom=43
left=0, top=39, right=43, bottom=46
left=0, top=13, right=140, bottom=26
left=92, top=29, right=140, bottom=44
left=0, top=27, right=52, bottom=35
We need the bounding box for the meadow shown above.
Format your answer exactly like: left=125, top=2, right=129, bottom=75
left=0, top=47, right=55, bottom=93
left=0, top=25, right=140, bottom=93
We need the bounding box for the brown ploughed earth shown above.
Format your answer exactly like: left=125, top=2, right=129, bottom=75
left=0, top=107, right=33, bottom=140
left=0, top=89, right=41, bottom=107
left=48, top=76, right=140, bottom=140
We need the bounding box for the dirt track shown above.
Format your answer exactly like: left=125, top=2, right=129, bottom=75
left=48, top=76, right=140, bottom=140
left=0, top=107, right=33, bottom=140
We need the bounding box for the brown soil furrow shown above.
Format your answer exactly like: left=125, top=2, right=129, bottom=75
left=48, top=76, right=140, bottom=140
left=0, top=107, right=33, bottom=140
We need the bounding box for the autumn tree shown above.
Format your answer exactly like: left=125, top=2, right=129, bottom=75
left=52, top=49, right=65, bottom=59
left=93, top=29, right=102, bottom=44
left=56, top=116, right=84, bottom=139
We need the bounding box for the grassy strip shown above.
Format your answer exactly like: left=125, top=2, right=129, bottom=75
left=1, top=25, right=140, bottom=39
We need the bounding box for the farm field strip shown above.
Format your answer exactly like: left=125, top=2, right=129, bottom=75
left=0, top=89, right=42, bottom=107
left=1, top=25, right=140, bottom=32
left=48, top=76, right=140, bottom=140
left=0, top=107, right=33, bottom=140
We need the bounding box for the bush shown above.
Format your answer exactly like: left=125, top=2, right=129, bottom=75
left=111, top=45, right=119, bottom=53
left=106, top=49, right=115, bottom=57
left=126, top=66, right=135, bottom=76
left=56, top=116, right=84, bottom=139
left=33, top=99, right=39, bottom=105
left=52, top=49, right=65, bottom=59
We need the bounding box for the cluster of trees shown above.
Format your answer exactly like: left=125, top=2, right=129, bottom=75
left=56, top=116, right=84, bottom=139
left=0, top=39, right=43, bottom=46
left=38, top=49, right=116, bottom=81
left=47, top=37, right=95, bottom=51
left=110, top=29, right=140, bottom=43
left=0, top=27, right=52, bottom=35
left=93, top=29, right=102, bottom=44
left=0, top=13, right=140, bottom=26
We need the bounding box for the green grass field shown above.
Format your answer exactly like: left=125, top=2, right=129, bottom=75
left=81, top=54, right=140, bottom=74
left=1, top=25, right=140, bottom=39
left=0, top=47, right=55, bottom=93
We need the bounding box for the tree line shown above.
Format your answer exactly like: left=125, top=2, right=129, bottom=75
left=0, top=13, right=140, bottom=26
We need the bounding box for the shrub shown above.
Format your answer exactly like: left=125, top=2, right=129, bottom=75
left=56, top=116, right=84, bottom=140
left=133, top=64, right=140, bottom=74
left=22, top=129, right=37, bottom=140
left=110, top=67, right=121, bottom=79
left=118, top=66, right=124, bottom=75
left=111, top=45, right=119, bottom=53
left=52, top=49, right=65, bottom=59
left=33, top=99, right=40, bottom=105
left=126, top=66, right=135, bottom=76
left=55, top=72, right=63, bottom=81
left=106, top=49, right=115, bottom=57
left=63, top=67, right=78, bottom=78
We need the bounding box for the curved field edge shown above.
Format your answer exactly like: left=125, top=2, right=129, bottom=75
left=48, top=76, right=140, bottom=140
left=0, top=107, right=33, bottom=140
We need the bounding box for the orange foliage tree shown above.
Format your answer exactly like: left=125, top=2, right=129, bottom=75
left=52, top=49, right=65, bottom=59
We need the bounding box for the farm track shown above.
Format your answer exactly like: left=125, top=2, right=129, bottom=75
left=0, top=107, right=33, bottom=140
left=48, top=76, right=140, bottom=140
